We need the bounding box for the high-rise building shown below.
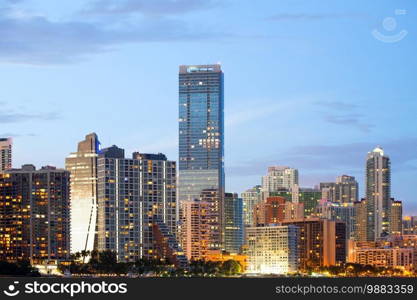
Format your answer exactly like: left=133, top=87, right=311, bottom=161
left=178, top=64, right=224, bottom=202
left=365, top=146, right=391, bottom=240
left=0, top=138, right=12, bottom=171
left=224, top=193, right=244, bottom=254
left=320, top=175, right=358, bottom=203
left=65, top=133, right=100, bottom=254
left=282, top=218, right=346, bottom=268
left=200, top=188, right=223, bottom=249
left=314, top=200, right=356, bottom=239
left=241, top=185, right=263, bottom=227
left=253, top=196, right=286, bottom=226
left=0, top=165, right=70, bottom=263
left=245, top=225, right=299, bottom=274
left=179, top=200, right=210, bottom=261
left=403, top=216, right=417, bottom=235
left=261, top=166, right=298, bottom=192
left=390, top=199, right=403, bottom=235
left=96, top=146, right=178, bottom=262
left=354, top=198, right=368, bottom=242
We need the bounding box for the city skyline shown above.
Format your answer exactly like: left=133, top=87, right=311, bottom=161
left=1, top=0, right=417, bottom=214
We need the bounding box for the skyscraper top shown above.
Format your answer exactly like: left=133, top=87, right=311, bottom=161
left=179, top=64, right=222, bottom=74
left=368, top=146, right=386, bottom=157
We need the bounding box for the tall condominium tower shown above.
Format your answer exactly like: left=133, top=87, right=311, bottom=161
left=366, top=146, right=391, bottom=240
left=65, top=133, right=100, bottom=254
left=178, top=64, right=225, bottom=203
left=0, top=138, right=12, bottom=171
left=97, top=146, right=178, bottom=262
left=261, top=166, right=298, bottom=192
left=320, top=175, right=359, bottom=203
left=0, top=165, right=70, bottom=263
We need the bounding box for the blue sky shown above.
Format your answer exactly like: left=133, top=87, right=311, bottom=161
left=1, top=0, right=417, bottom=213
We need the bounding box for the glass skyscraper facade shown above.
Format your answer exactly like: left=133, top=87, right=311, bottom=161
left=178, top=64, right=224, bottom=203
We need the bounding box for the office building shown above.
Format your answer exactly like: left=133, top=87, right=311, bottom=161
left=245, top=225, right=299, bottom=274
left=261, top=166, right=298, bottom=192
left=241, top=185, right=263, bottom=227
left=0, top=165, right=70, bottom=263
left=65, top=133, right=100, bottom=254
left=224, top=193, right=244, bottom=254
left=178, top=64, right=224, bottom=202
left=0, top=138, right=12, bottom=171
left=96, top=146, right=178, bottom=262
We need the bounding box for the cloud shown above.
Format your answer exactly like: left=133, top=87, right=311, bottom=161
left=0, top=1, right=228, bottom=65
left=82, top=0, right=219, bottom=16
left=314, top=100, right=374, bottom=133
left=323, top=114, right=374, bottom=133
left=0, top=132, right=37, bottom=137
left=267, top=12, right=365, bottom=22
left=0, top=110, right=58, bottom=123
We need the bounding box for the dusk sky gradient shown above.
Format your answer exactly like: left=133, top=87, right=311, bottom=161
left=1, top=0, right=417, bottom=213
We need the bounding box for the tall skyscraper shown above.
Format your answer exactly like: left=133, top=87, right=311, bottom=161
left=0, top=138, right=12, bottom=171
left=241, top=185, right=263, bottom=227
left=224, top=193, right=244, bottom=254
left=178, top=64, right=225, bottom=202
left=96, top=146, right=178, bottom=262
left=65, top=133, right=100, bottom=254
left=178, top=64, right=224, bottom=252
left=0, top=165, right=70, bottom=263
left=366, top=146, right=391, bottom=240
left=320, top=175, right=358, bottom=203
left=261, top=166, right=298, bottom=192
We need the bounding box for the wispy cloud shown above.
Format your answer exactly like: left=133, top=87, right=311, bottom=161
left=0, top=111, right=58, bottom=123
left=267, top=12, right=365, bottom=22
left=314, top=100, right=373, bottom=133
left=81, top=0, right=220, bottom=16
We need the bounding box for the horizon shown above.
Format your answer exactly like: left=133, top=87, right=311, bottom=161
left=1, top=0, right=417, bottom=214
